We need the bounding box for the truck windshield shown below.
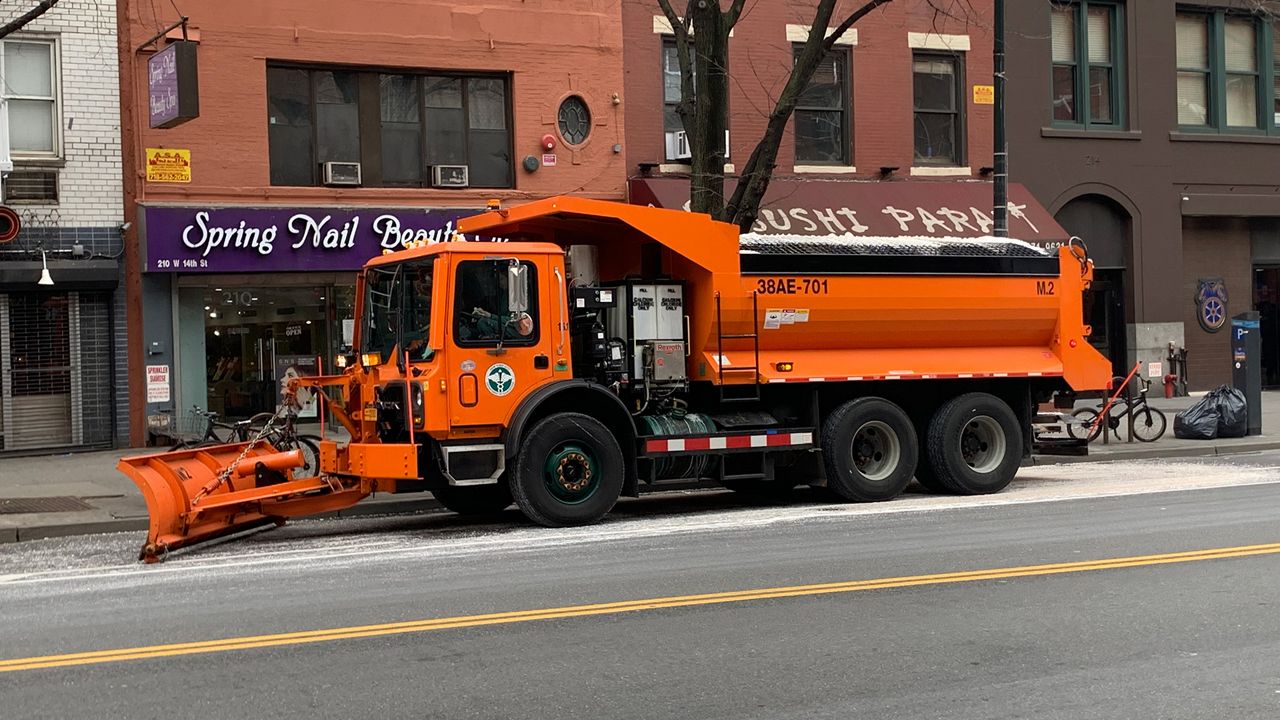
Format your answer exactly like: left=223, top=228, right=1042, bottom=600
left=363, top=258, right=435, bottom=361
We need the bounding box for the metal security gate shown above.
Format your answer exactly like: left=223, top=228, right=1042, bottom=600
left=0, top=291, right=115, bottom=452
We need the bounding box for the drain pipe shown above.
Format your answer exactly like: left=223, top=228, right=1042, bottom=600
left=993, top=0, right=1008, bottom=237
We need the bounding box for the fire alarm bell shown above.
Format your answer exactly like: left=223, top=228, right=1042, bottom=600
left=542, top=134, right=557, bottom=151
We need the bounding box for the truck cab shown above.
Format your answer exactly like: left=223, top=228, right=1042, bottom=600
left=352, top=241, right=577, bottom=494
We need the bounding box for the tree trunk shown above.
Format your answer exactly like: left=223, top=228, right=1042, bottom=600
left=688, top=3, right=729, bottom=219
left=0, top=0, right=61, bottom=40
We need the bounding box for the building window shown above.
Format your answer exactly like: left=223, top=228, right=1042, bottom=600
left=2, top=38, right=59, bottom=157
left=1176, top=11, right=1264, bottom=131
left=1273, top=27, right=1280, bottom=126
left=913, top=53, right=964, bottom=166
left=1051, top=1, right=1123, bottom=128
left=266, top=65, right=513, bottom=188
left=557, top=96, right=591, bottom=146
left=793, top=47, right=851, bottom=165
left=662, top=39, right=687, bottom=158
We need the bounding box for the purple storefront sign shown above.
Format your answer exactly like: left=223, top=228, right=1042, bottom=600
left=142, top=206, right=491, bottom=273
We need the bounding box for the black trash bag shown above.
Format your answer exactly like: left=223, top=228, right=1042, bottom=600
left=1174, top=394, right=1220, bottom=440
left=1211, top=385, right=1248, bottom=438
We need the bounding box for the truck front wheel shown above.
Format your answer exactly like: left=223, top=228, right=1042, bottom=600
left=511, top=412, right=624, bottom=527
left=821, top=398, right=918, bottom=502
left=923, top=393, right=1022, bottom=495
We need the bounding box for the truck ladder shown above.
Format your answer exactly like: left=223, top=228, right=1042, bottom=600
left=714, top=290, right=761, bottom=403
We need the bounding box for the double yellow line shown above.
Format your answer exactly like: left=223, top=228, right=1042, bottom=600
left=4, top=541, right=1279, bottom=674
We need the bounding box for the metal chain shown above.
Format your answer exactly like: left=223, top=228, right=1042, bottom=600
left=194, top=403, right=290, bottom=505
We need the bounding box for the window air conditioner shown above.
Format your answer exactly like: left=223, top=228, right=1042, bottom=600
left=431, top=165, right=470, bottom=188
left=322, top=161, right=362, bottom=187
left=664, top=130, right=731, bottom=161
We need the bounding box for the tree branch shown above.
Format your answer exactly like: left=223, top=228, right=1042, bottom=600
left=725, top=0, right=748, bottom=30
left=823, top=0, right=894, bottom=52
left=0, top=0, right=61, bottom=40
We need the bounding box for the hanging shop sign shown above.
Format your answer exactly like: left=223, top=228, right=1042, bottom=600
left=141, top=206, right=500, bottom=273
left=149, top=41, right=201, bottom=129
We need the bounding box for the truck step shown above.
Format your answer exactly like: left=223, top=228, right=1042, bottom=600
left=721, top=473, right=767, bottom=482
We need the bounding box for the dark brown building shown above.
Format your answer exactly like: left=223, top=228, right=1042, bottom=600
left=1008, top=0, right=1280, bottom=390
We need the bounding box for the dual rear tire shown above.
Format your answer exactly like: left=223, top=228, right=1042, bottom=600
left=821, top=392, right=1021, bottom=501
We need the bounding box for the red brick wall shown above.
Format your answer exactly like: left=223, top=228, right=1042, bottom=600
left=622, top=0, right=994, bottom=181
left=121, top=0, right=628, bottom=207
left=1182, top=217, right=1252, bottom=390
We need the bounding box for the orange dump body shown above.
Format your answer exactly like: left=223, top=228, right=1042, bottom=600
left=457, top=196, right=1111, bottom=394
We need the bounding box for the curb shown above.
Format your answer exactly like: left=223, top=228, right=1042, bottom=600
left=1031, top=440, right=1280, bottom=465
left=13, top=518, right=149, bottom=543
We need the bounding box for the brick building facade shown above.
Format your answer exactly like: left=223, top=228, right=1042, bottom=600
left=0, top=0, right=126, bottom=453
left=117, top=0, right=627, bottom=443
left=623, top=0, right=996, bottom=181
left=617, top=0, right=1070, bottom=248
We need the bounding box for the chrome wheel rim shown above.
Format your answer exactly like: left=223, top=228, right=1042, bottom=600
left=852, top=421, right=901, bottom=481
left=961, top=416, right=1005, bottom=473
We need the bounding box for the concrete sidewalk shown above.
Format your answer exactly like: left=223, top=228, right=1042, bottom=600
left=2, top=391, right=1279, bottom=544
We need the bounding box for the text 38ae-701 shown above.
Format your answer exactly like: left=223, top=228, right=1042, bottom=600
left=755, top=278, right=829, bottom=295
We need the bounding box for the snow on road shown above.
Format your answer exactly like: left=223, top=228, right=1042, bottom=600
left=1, top=457, right=1277, bottom=587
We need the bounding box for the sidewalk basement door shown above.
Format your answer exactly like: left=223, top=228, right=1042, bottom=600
left=0, top=292, right=115, bottom=452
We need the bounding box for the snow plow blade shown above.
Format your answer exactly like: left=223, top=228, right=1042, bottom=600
left=119, top=442, right=338, bottom=562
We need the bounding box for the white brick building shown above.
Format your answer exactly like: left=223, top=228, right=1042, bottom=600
left=0, top=0, right=126, bottom=452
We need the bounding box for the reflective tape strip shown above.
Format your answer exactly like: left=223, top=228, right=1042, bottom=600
left=645, top=431, right=815, bottom=454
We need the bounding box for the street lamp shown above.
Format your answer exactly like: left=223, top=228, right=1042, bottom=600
left=38, top=250, right=53, bottom=286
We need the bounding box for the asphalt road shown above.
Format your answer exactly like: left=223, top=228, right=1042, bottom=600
left=3, top=454, right=1280, bottom=719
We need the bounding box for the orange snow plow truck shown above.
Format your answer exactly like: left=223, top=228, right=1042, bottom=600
left=120, top=196, right=1110, bottom=561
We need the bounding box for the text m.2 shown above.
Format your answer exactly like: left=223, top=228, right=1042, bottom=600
left=1036, top=280, right=1056, bottom=296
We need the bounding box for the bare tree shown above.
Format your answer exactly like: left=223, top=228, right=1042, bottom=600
left=0, top=0, right=61, bottom=40
left=658, top=0, right=977, bottom=232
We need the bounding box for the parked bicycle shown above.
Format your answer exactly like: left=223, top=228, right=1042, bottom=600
left=170, top=405, right=320, bottom=478
left=1067, top=367, right=1168, bottom=443
left=247, top=404, right=321, bottom=479
left=170, top=407, right=259, bottom=450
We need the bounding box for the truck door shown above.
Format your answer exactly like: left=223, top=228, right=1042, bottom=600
left=447, top=255, right=557, bottom=431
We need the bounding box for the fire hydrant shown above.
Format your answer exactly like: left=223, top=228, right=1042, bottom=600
left=1164, top=373, right=1178, bottom=398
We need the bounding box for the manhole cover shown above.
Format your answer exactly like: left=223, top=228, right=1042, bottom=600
left=0, top=496, right=95, bottom=515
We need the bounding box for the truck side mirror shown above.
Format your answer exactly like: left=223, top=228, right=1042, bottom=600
left=508, top=262, right=529, bottom=314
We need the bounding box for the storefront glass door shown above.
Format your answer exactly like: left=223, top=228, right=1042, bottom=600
left=178, top=284, right=353, bottom=420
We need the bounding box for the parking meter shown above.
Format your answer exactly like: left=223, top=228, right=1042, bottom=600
left=1231, top=312, right=1262, bottom=436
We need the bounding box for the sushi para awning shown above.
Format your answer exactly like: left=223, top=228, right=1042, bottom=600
left=628, top=177, right=1069, bottom=246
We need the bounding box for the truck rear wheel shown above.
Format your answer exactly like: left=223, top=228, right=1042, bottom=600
left=923, top=393, right=1022, bottom=495
left=511, top=412, right=624, bottom=527
left=821, top=398, right=918, bottom=502
left=433, top=483, right=512, bottom=517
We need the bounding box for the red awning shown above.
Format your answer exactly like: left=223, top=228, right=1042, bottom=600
left=628, top=177, right=1067, bottom=244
